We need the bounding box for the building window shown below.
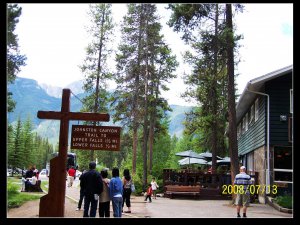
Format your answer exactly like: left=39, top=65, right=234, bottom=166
left=245, top=113, right=248, bottom=131
left=242, top=117, right=245, bottom=134
left=255, top=98, right=259, bottom=122
left=274, top=146, right=292, bottom=184
left=249, top=104, right=254, bottom=125
left=237, top=123, right=241, bottom=138
left=290, top=89, right=293, bottom=114
left=246, top=151, right=254, bottom=174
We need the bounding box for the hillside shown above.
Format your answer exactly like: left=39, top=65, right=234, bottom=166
left=8, top=77, right=193, bottom=145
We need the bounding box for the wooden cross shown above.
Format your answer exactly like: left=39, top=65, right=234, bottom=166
left=38, top=89, right=109, bottom=217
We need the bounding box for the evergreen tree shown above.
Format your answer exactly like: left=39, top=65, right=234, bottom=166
left=225, top=3, right=240, bottom=183
left=113, top=4, right=178, bottom=187
left=167, top=3, right=243, bottom=174
left=7, top=4, right=26, bottom=112
left=112, top=3, right=146, bottom=175
left=22, top=116, right=34, bottom=168
left=9, top=117, right=24, bottom=175
left=79, top=3, right=115, bottom=161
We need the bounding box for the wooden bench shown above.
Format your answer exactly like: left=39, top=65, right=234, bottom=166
left=164, top=185, right=201, bottom=199
left=25, top=180, right=43, bottom=192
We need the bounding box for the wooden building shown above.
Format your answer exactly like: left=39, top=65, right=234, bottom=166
left=236, top=65, right=293, bottom=203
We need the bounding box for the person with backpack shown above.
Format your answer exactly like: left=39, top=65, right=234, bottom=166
left=121, top=169, right=133, bottom=213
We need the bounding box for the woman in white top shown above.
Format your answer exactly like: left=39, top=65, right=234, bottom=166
left=25, top=172, right=37, bottom=191
left=99, top=169, right=111, bottom=217
left=151, top=177, right=159, bottom=199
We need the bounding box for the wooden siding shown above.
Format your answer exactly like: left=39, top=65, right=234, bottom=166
left=238, top=96, right=266, bottom=155
left=265, top=73, right=292, bottom=146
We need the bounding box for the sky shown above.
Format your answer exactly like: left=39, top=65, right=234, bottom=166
left=15, top=3, right=293, bottom=106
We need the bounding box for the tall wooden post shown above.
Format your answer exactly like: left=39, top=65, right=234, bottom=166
left=39, top=89, right=70, bottom=217
left=38, top=89, right=110, bottom=217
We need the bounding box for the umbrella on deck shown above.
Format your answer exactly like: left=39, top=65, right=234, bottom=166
left=198, top=152, right=223, bottom=160
left=207, top=157, right=231, bottom=165
left=175, top=150, right=204, bottom=159
left=175, top=150, right=205, bottom=167
left=178, top=157, right=209, bottom=166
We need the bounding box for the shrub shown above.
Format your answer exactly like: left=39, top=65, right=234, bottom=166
left=274, top=194, right=293, bottom=209
left=7, top=177, right=42, bottom=209
left=8, top=193, right=41, bottom=208
left=7, top=182, right=19, bottom=195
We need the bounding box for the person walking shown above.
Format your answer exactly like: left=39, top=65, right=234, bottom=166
left=151, top=177, right=159, bottom=199
left=122, top=169, right=133, bottom=213
left=144, top=184, right=153, bottom=203
left=80, top=162, right=103, bottom=217
left=234, top=165, right=252, bottom=218
left=76, top=169, right=87, bottom=211
left=109, top=167, right=123, bottom=218
left=99, top=169, right=110, bottom=218
left=67, top=166, right=76, bottom=188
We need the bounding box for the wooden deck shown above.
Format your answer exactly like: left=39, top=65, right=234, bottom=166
left=162, top=169, right=258, bottom=200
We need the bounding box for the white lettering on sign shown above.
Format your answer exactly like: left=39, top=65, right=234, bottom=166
left=71, top=125, right=121, bottom=151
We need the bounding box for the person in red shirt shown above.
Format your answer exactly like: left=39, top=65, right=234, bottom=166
left=67, top=166, right=76, bottom=187
left=144, top=184, right=153, bottom=202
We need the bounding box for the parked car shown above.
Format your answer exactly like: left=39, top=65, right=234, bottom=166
left=39, top=169, right=48, bottom=177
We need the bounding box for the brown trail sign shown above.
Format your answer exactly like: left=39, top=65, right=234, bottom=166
left=37, top=89, right=112, bottom=217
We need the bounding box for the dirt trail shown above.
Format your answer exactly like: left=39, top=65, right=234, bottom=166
left=7, top=197, right=83, bottom=218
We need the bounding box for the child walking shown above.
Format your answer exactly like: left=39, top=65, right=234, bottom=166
left=144, top=184, right=153, bottom=203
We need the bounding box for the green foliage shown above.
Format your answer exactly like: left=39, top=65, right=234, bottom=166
left=7, top=4, right=27, bottom=112
left=7, top=182, right=19, bottom=195
left=274, top=194, right=293, bottom=209
left=8, top=192, right=41, bottom=209
left=79, top=3, right=115, bottom=161
left=7, top=177, right=42, bottom=208
left=113, top=3, right=179, bottom=187
left=8, top=115, right=54, bottom=172
left=167, top=4, right=244, bottom=165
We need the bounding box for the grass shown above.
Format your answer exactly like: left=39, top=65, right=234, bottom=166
left=7, top=177, right=46, bottom=209
left=274, top=194, right=293, bottom=209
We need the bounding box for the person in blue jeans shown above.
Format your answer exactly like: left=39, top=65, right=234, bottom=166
left=109, top=167, right=123, bottom=218
left=80, top=162, right=103, bottom=217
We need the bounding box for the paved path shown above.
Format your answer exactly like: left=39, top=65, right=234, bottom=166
left=65, top=179, right=292, bottom=218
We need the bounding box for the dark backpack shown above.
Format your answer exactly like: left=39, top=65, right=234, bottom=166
left=124, top=179, right=132, bottom=189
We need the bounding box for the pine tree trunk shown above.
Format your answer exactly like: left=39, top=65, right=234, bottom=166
left=226, top=3, right=239, bottom=191
left=142, top=9, right=149, bottom=189
left=91, top=7, right=105, bottom=162
left=132, top=126, right=138, bottom=175
left=148, top=112, right=154, bottom=175
left=132, top=5, right=144, bottom=175
left=211, top=4, right=219, bottom=177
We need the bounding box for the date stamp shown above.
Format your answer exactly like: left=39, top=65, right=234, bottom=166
left=222, top=184, right=278, bottom=195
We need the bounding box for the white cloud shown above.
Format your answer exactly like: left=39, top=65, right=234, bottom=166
left=234, top=4, right=293, bottom=96
left=15, top=3, right=293, bottom=106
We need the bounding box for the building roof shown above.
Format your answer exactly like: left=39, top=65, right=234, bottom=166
left=236, top=65, right=293, bottom=123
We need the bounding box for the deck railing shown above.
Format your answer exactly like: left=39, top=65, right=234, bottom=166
left=162, top=169, right=259, bottom=199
